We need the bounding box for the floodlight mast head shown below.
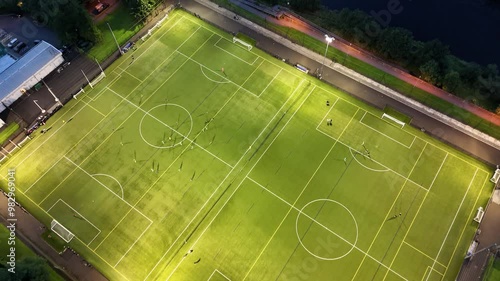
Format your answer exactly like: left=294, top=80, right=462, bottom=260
left=325, top=34, right=334, bottom=44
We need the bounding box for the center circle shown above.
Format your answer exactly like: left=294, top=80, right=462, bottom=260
left=295, top=199, right=358, bottom=261
left=139, top=104, right=193, bottom=149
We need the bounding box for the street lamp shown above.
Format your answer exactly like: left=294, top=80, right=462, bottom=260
left=33, top=100, right=46, bottom=114
left=320, top=35, right=335, bottom=77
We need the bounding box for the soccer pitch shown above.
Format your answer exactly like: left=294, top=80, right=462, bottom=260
left=0, top=10, right=495, bottom=281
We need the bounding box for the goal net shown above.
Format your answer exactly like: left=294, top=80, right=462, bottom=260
left=491, top=169, right=500, bottom=184
left=51, top=219, right=74, bottom=243
left=382, top=113, right=405, bottom=129
left=90, top=72, right=106, bottom=88
left=233, top=37, right=253, bottom=51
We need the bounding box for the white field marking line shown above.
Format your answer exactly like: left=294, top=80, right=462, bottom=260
left=351, top=142, right=428, bottom=281
left=63, top=156, right=152, bottom=223
left=316, top=97, right=340, bottom=130
left=316, top=83, right=489, bottom=175
left=10, top=102, right=90, bottom=169
left=199, top=65, right=230, bottom=84
left=403, top=241, right=447, bottom=270
left=24, top=156, right=65, bottom=193
left=48, top=199, right=102, bottom=245
left=213, top=36, right=258, bottom=65
left=118, top=49, right=277, bottom=278
left=424, top=168, right=479, bottom=281
left=174, top=51, right=258, bottom=98
left=349, top=148, right=390, bottom=173
left=183, top=17, right=303, bottom=81
left=14, top=189, right=132, bottom=281
left=426, top=266, right=444, bottom=278
left=154, top=81, right=306, bottom=281
left=84, top=74, right=123, bottom=102
left=250, top=176, right=408, bottom=277
left=443, top=171, right=490, bottom=278
left=258, top=69, right=282, bottom=97
left=359, top=110, right=415, bottom=149
left=80, top=98, right=106, bottom=117
left=114, top=220, right=153, bottom=267
left=36, top=39, right=197, bottom=235
left=316, top=128, right=429, bottom=192
left=121, top=69, right=144, bottom=83
left=108, top=88, right=233, bottom=169
left=242, top=110, right=368, bottom=281
left=114, top=15, right=186, bottom=71
left=248, top=177, right=357, bottom=246
left=382, top=153, right=449, bottom=279
left=216, top=269, right=232, bottom=281
left=92, top=173, right=124, bottom=199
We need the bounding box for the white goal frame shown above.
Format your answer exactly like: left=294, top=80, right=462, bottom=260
left=491, top=169, right=500, bottom=184
left=51, top=219, right=75, bottom=243
left=233, top=37, right=252, bottom=51
left=382, top=113, right=405, bottom=128
left=90, top=72, right=106, bottom=88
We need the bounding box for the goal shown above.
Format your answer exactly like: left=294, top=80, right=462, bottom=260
left=90, top=72, right=106, bottom=88
left=51, top=219, right=75, bottom=243
left=491, top=169, right=500, bottom=184
left=382, top=113, right=405, bottom=128
left=233, top=37, right=253, bottom=51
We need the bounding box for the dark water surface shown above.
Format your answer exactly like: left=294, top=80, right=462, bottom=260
left=321, top=0, right=500, bottom=66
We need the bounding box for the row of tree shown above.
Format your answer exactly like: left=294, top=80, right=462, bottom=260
left=314, top=7, right=500, bottom=111
left=0, top=257, right=50, bottom=281
left=258, top=0, right=500, bottom=112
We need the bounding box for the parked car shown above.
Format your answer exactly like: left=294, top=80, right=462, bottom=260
left=13, top=42, right=26, bottom=52
left=0, top=29, right=7, bottom=39
left=33, top=39, right=41, bottom=45
left=7, top=38, right=18, bottom=48
left=18, top=45, right=30, bottom=55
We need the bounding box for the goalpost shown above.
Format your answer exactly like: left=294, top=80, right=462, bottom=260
left=491, top=169, right=500, bottom=184
left=233, top=37, right=253, bottom=51
left=51, top=219, right=75, bottom=243
left=381, top=113, right=405, bottom=129
left=90, top=72, right=106, bottom=88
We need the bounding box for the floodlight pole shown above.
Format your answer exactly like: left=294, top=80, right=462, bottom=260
left=41, top=80, right=62, bottom=105
left=107, top=22, right=124, bottom=55
left=95, top=58, right=105, bottom=76
left=81, top=70, right=93, bottom=88
left=320, top=35, right=335, bottom=77
left=33, top=100, right=46, bottom=114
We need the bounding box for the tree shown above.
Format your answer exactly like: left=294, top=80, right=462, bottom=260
left=288, top=0, right=321, bottom=12
left=14, top=257, right=49, bottom=281
left=460, top=62, right=482, bottom=86
left=419, top=60, right=441, bottom=84
left=123, top=0, right=156, bottom=20
left=443, top=71, right=461, bottom=92
left=375, top=27, right=413, bottom=62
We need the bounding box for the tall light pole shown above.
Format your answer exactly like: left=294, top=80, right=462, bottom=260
left=107, top=22, right=123, bottom=55
left=320, top=35, right=335, bottom=77
left=41, top=80, right=62, bottom=105
left=33, top=100, right=46, bottom=114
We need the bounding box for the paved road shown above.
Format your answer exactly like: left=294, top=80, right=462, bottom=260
left=182, top=0, right=500, bottom=165
left=233, top=1, right=500, bottom=127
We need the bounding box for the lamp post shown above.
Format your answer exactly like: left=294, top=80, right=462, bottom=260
left=41, top=80, right=62, bottom=105
left=320, top=35, right=335, bottom=77
left=33, top=100, right=46, bottom=114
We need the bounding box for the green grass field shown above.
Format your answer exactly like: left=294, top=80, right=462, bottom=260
left=0, top=10, right=495, bottom=281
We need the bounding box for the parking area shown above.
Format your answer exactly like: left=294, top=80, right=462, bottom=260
left=0, top=14, right=61, bottom=58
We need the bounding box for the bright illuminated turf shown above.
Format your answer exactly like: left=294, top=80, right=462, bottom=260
left=0, top=10, right=494, bottom=281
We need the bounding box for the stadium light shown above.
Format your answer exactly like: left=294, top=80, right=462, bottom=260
left=42, top=80, right=62, bottom=105
left=107, top=22, right=124, bottom=55
left=33, top=100, right=46, bottom=114
left=320, top=35, right=335, bottom=77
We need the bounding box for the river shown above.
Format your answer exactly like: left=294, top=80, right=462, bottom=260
left=321, top=0, right=500, bottom=66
